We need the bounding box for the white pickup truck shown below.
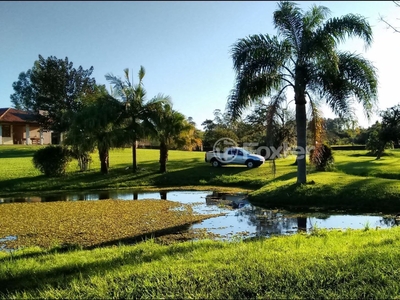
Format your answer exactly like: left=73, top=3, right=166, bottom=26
left=205, top=147, right=265, bottom=168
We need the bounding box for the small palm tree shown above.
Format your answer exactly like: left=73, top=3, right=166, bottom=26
left=145, top=101, right=189, bottom=173
left=65, top=92, right=126, bottom=174
left=227, top=1, right=378, bottom=184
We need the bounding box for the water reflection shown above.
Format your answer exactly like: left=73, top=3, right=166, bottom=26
left=0, top=190, right=398, bottom=240
left=0, top=190, right=171, bottom=203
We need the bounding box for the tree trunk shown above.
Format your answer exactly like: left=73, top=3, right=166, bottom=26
left=376, top=143, right=386, bottom=160
left=99, top=149, right=109, bottom=174
left=159, top=142, right=168, bottom=173
left=295, top=97, right=307, bottom=184
left=78, top=154, right=89, bottom=172
left=297, top=217, right=307, bottom=232
left=132, top=140, right=137, bottom=172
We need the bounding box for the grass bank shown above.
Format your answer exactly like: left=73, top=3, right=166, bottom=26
left=249, top=172, right=400, bottom=213
left=250, top=150, right=400, bottom=213
left=2, top=227, right=400, bottom=298
left=1, top=146, right=400, bottom=212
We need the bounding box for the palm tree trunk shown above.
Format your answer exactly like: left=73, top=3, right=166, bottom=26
left=132, top=140, right=137, bottom=172
left=99, top=148, right=109, bottom=174
left=296, top=100, right=307, bottom=184
left=159, top=142, right=168, bottom=173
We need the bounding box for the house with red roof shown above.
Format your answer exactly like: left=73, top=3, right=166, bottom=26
left=0, top=108, right=52, bottom=145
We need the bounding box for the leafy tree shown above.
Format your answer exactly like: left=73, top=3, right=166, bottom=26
left=64, top=92, right=126, bottom=174
left=243, top=103, right=269, bottom=145
left=11, top=55, right=96, bottom=132
left=324, top=117, right=350, bottom=145
left=106, top=66, right=169, bottom=172
left=372, top=105, right=400, bottom=159
left=227, top=1, right=377, bottom=184
left=201, top=109, right=239, bottom=149
left=145, top=101, right=190, bottom=173
left=63, top=84, right=109, bottom=172
left=353, top=127, right=370, bottom=145
left=173, top=117, right=203, bottom=151
left=366, top=121, right=387, bottom=157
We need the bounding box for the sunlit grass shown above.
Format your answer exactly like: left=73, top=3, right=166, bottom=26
left=333, top=149, right=400, bottom=180
left=0, top=146, right=295, bottom=196
left=1, top=146, right=400, bottom=212
left=250, top=171, right=400, bottom=213
left=2, top=227, right=400, bottom=298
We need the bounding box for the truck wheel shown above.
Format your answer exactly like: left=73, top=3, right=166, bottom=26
left=211, top=159, right=221, bottom=167
left=246, top=160, right=254, bottom=168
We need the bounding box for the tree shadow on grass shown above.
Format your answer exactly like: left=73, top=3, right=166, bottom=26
left=269, top=171, right=297, bottom=181
left=0, top=147, right=38, bottom=158
left=335, top=160, right=400, bottom=180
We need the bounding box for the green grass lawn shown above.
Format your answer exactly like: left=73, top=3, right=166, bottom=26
left=334, top=150, right=400, bottom=180
left=1, top=145, right=400, bottom=212
left=0, top=145, right=294, bottom=196
left=2, top=227, right=400, bottom=298
left=249, top=149, right=400, bottom=213
left=2, top=146, right=400, bottom=298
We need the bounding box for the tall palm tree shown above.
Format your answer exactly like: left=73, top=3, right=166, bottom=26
left=227, top=1, right=378, bottom=184
left=105, top=66, right=153, bottom=172
left=145, top=101, right=189, bottom=173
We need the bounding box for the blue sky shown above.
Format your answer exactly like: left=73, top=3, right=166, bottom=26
left=1, top=1, right=399, bottom=129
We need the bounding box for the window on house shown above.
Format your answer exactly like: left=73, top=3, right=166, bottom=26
left=2, top=125, right=11, bottom=137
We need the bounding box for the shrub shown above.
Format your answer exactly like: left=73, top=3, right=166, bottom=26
left=32, top=145, right=72, bottom=177
left=310, top=144, right=334, bottom=171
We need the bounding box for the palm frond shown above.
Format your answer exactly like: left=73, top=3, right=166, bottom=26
left=138, top=65, right=145, bottom=83
left=302, top=4, right=330, bottom=31
left=307, top=95, right=325, bottom=145
left=316, top=51, right=377, bottom=120
left=322, top=14, right=373, bottom=49
left=266, top=93, right=288, bottom=146
left=123, top=68, right=130, bottom=85
left=273, top=1, right=304, bottom=54
left=148, top=93, right=172, bottom=106
left=104, top=73, right=126, bottom=100
left=228, top=34, right=293, bottom=120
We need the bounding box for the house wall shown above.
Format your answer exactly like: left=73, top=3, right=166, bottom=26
left=2, top=137, right=13, bottom=145
left=42, top=131, right=52, bottom=145
left=23, top=126, right=40, bottom=144
left=0, top=123, right=13, bottom=145
left=22, top=125, right=51, bottom=145
left=0, top=123, right=52, bottom=145
left=13, top=124, right=25, bottom=144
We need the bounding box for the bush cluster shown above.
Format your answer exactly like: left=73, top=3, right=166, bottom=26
left=32, top=145, right=72, bottom=177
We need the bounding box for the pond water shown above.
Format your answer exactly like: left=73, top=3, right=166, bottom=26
left=1, top=190, right=398, bottom=241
